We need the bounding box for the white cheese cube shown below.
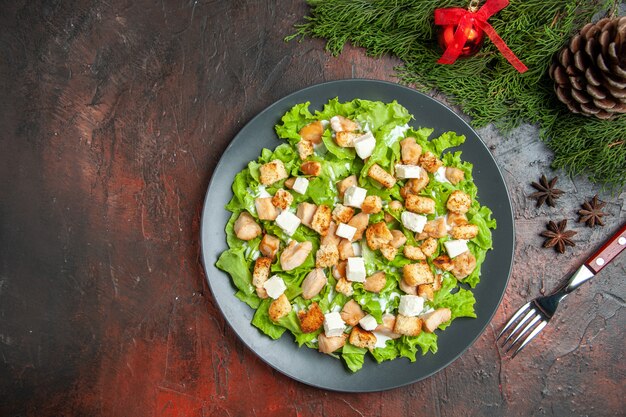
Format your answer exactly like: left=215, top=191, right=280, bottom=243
left=398, top=295, right=425, bottom=317
left=444, top=239, right=469, bottom=258
left=401, top=211, right=428, bottom=233
left=263, top=275, right=287, bottom=299
left=395, top=164, right=422, bottom=179
left=343, top=185, right=367, bottom=208
left=359, top=314, right=378, bottom=331
left=346, top=257, right=366, bottom=282
left=352, top=242, right=362, bottom=257
left=354, top=132, right=376, bottom=159
left=330, top=116, right=344, bottom=132
left=323, top=311, right=346, bottom=337
left=275, top=211, right=301, bottom=236
left=434, top=166, right=451, bottom=183
left=292, top=177, right=309, bottom=195
left=336, top=223, right=357, bottom=241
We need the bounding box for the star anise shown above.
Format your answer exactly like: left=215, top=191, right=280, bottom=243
left=530, top=175, right=564, bottom=208
left=540, top=219, right=577, bottom=254
left=578, top=195, right=607, bottom=228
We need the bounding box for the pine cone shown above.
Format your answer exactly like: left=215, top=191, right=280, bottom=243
left=549, top=16, right=626, bottom=120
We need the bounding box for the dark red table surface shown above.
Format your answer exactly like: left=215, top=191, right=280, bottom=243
left=1, top=1, right=624, bottom=416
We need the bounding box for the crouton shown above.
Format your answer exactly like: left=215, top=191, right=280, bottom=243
left=451, top=251, right=476, bottom=279
left=403, top=245, right=426, bottom=261
left=400, top=137, right=422, bottom=165
left=271, top=189, right=292, bottom=210
left=252, top=257, right=272, bottom=287
left=421, top=308, right=452, bottom=333
left=315, top=244, right=339, bottom=268
left=321, top=221, right=341, bottom=246
left=301, top=268, right=327, bottom=299
left=347, top=213, right=369, bottom=241
left=446, top=190, right=471, bottom=214
left=296, top=202, right=317, bottom=228
left=401, top=174, right=429, bottom=198
left=363, top=271, right=386, bottom=293
left=301, top=161, right=322, bottom=176
left=330, top=115, right=358, bottom=132
left=399, top=278, right=417, bottom=295
left=417, top=284, right=434, bottom=301
left=361, top=195, right=382, bottom=214
left=332, top=204, right=355, bottom=224
left=415, top=231, right=429, bottom=241
left=299, top=121, right=324, bottom=144
left=335, top=131, right=359, bottom=147
left=318, top=333, right=347, bottom=354
left=284, top=177, right=296, bottom=189
left=424, top=218, right=448, bottom=239
left=338, top=239, right=355, bottom=260
left=375, top=314, right=401, bottom=339
left=420, top=237, right=438, bottom=257
left=432, top=255, right=454, bottom=272
left=450, top=223, right=479, bottom=240
left=280, top=240, right=313, bottom=271
left=393, top=314, right=422, bottom=336
left=433, top=273, right=443, bottom=291
left=403, top=262, right=435, bottom=286
left=349, top=326, right=377, bottom=350
left=405, top=195, right=436, bottom=215
left=368, top=164, right=396, bottom=189
left=379, top=244, right=397, bottom=261
left=311, top=205, right=332, bottom=236
left=297, top=140, right=314, bottom=160
left=255, top=197, right=278, bottom=220
left=337, top=175, right=358, bottom=198
left=445, top=167, right=465, bottom=185
left=419, top=151, right=443, bottom=173
left=259, top=234, right=280, bottom=259
left=447, top=212, right=468, bottom=227
left=333, top=260, right=347, bottom=280
left=298, top=302, right=325, bottom=333
left=365, top=222, right=394, bottom=250
left=234, top=212, right=262, bottom=241
left=390, top=229, right=407, bottom=248
left=340, top=299, right=365, bottom=326
left=268, top=294, right=292, bottom=322
left=259, top=159, right=288, bottom=185
left=335, top=277, right=354, bottom=296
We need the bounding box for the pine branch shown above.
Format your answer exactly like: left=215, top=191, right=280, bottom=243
left=289, top=0, right=625, bottom=190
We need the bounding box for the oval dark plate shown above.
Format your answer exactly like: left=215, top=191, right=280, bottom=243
left=200, top=79, right=514, bottom=392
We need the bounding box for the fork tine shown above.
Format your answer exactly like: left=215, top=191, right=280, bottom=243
left=497, top=302, right=531, bottom=341
left=501, top=309, right=536, bottom=346
left=511, top=320, right=548, bottom=358
left=505, top=315, right=542, bottom=353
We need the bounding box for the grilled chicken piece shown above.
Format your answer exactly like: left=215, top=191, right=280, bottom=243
left=255, top=197, right=278, bottom=221
left=340, top=299, right=365, bottom=326
left=301, top=268, right=327, bottom=299
left=400, top=137, right=422, bottom=165
left=280, top=240, right=313, bottom=271
left=318, top=333, right=347, bottom=354
left=234, top=212, right=261, bottom=241
left=259, top=234, right=280, bottom=259
left=421, top=308, right=452, bottom=332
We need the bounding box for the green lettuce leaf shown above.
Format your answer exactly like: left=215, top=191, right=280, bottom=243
left=342, top=343, right=367, bottom=372
left=215, top=247, right=254, bottom=295
left=252, top=299, right=287, bottom=340
left=275, top=102, right=315, bottom=145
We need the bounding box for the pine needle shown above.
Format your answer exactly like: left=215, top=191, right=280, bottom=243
left=288, top=0, right=625, bottom=190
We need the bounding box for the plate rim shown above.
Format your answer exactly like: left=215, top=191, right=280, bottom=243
left=200, top=78, right=515, bottom=392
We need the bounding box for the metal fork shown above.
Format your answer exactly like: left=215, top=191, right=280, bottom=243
left=498, top=223, right=626, bottom=358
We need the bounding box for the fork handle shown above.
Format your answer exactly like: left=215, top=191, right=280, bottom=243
left=584, top=223, right=626, bottom=274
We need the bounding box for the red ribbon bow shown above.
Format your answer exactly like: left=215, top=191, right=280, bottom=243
left=435, top=0, right=528, bottom=73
